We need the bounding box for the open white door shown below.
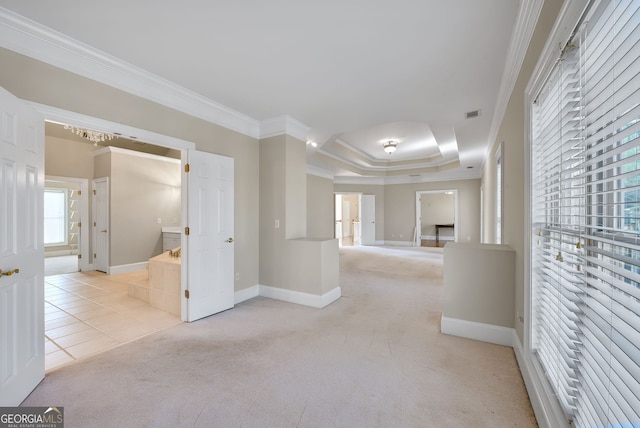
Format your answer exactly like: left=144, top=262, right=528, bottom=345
left=0, top=86, right=45, bottom=405
left=183, top=150, right=234, bottom=322
left=92, top=178, right=109, bottom=273
left=360, top=195, right=376, bottom=245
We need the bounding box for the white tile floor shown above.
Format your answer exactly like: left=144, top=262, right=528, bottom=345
left=44, top=266, right=181, bottom=372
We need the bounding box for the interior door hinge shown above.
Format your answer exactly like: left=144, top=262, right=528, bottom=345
left=184, top=289, right=190, bottom=299
left=77, top=190, right=81, bottom=196
left=94, top=222, right=97, bottom=227
left=94, top=253, right=97, bottom=258
left=185, top=163, right=190, bottom=173
left=93, top=189, right=96, bottom=195
left=78, top=222, right=81, bottom=228
left=185, top=226, right=190, bottom=235
left=77, top=254, right=82, bottom=259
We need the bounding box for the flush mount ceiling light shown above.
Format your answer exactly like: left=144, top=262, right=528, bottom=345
left=64, top=124, right=118, bottom=146
left=383, top=140, right=398, bottom=154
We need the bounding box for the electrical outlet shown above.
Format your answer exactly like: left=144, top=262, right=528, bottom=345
left=400, top=234, right=403, bottom=238
left=235, top=272, right=240, bottom=281
left=157, top=218, right=162, bottom=224
left=275, top=219, right=280, bottom=229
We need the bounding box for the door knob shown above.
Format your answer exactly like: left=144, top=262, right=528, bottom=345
left=226, top=237, right=234, bottom=243
left=0, top=268, right=19, bottom=277
left=101, top=230, right=107, bottom=233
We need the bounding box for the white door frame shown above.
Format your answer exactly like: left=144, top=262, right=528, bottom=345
left=30, top=103, right=196, bottom=307
left=45, top=175, right=90, bottom=271
left=334, top=192, right=363, bottom=244
left=92, top=177, right=109, bottom=273
left=415, top=190, right=458, bottom=246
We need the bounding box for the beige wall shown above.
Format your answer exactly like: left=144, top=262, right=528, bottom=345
left=260, top=135, right=338, bottom=296
left=420, top=193, right=455, bottom=238
left=386, top=179, right=480, bottom=244
left=306, top=174, right=334, bottom=239
left=0, top=47, right=260, bottom=292
left=482, top=0, right=564, bottom=343
left=108, top=150, right=181, bottom=266
left=45, top=136, right=95, bottom=179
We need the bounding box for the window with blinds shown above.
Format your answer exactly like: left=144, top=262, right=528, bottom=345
left=530, top=0, right=639, bottom=427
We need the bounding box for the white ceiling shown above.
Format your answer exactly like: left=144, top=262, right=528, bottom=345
left=0, top=0, right=521, bottom=182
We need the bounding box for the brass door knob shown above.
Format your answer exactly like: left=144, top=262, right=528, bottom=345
left=226, top=238, right=234, bottom=243
left=0, top=268, right=19, bottom=277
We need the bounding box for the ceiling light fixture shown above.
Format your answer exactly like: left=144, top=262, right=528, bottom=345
left=64, top=125, right=118, bottom=146
left=383, top=140, right=398, bottom=154
left=306, top=140, right=317, bottom=148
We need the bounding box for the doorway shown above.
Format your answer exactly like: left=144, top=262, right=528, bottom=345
left=335, top=193, right=360, bottom=246
left=43, top=176, right=90, bottom=275
left=415, top=190, right=458, bottom=247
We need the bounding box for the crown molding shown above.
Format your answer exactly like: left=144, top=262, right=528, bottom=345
left=483, top=0, right=545, bottom=172
left=259, top=115, right=311, bottom=142
left=306, top=165, right=335, bottom=180
left=333, top=168, right=481, bottom=186
left=0, top=7, right=261, bottom=139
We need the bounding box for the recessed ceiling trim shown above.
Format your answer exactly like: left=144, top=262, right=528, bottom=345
left=0, top=7, right=261, bottom=139
left=318, top=147, right=458, bottom=172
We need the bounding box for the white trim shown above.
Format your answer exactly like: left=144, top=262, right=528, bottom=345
left=259, top=115, right=311, bottom=142
left=0, top=8, right=261, bottom=139
left=28, top=102, right=196, bottom=151
left=383, top=240, right=416, bottom=247
left=44, top=250, right=77, bottom=257
left=259, top=285, right=341, bottom=309
left=306, top=165, right=334, bottom=180
left=420, top=235, right=455, bottom=242
left=440, top=316, right=514, bottom=347
left=91, top=146, right=180, bottom=163
left=109, top=261, right=148, bottom=275
left=512, top=331, right=571, bottom=428
left=234, top=285, right=260, bottom=305
left=333, top=171, right=481, bottom=186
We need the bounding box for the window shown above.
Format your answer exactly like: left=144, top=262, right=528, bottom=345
left=530, top=0, right=639, bottom=426
left=44, top=188, right=67, bottom=246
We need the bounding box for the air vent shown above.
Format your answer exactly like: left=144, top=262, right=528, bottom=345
left=465, top=110, right=480, bottom=119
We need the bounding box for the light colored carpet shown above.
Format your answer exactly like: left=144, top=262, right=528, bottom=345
left=24, top=245, right=537, bottom=427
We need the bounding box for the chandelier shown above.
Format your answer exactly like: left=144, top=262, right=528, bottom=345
left=64, top=125, right=117, bottom=145
left=383, top=140, right=398, bottom=154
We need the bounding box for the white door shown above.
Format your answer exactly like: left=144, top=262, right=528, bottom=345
left=360, top=195, right=376, bottom=245
left=183, top=150, right=234, bottom=322
left=92, top=178, right=109, bottom=273
left=343, top=201, right=351, bottom=238
left=0, top=86, right=45, bottom=406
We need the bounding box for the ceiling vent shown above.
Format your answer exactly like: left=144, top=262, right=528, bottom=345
left=465, top=110, right=480, bottom=119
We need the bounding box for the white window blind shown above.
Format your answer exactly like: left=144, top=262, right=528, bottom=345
left=531, top=0, right=640, bottom=427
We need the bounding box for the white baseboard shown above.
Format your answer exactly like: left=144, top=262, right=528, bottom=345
left=109, top=261, right=148, bottom=275
left=45, top=250, right=78, bottom=257
left=511, top=331, right=569, bottom=428
left=440, top=315, right=514, bottom=347
left=234, top=285, right=259, bottom=304
left=259, top=284, right=341, bottom=309
left=420, top=235, right=455, bottom=242
left=384, top=240, right=415, bottom=247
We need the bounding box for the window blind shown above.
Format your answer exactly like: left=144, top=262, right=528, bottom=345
left=531, top=0, right=640, bottom=426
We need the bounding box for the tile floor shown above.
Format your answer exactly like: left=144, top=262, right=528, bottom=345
left=44, top=266, right=181, bottom=372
